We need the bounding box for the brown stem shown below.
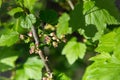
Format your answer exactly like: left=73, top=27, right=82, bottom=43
left=31, top=26, right=52, bottom=74
left=31, top=26, right=39, bottom=46
left=66, top=0, right=74, bottom=10
left=37, top=49, right=51, bottom=73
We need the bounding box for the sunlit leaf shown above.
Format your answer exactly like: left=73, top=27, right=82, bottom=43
left=0, top=56, right=18, bottom=67
left=113, top=28, right=120, bottom=60
left=15, top=69, right=28, bottom=80
left=57, top=13, right=71, bottom=38
left=0, top=63, right=13, bottom=72
left=62, top=38, right=86, bottom=64
left=0, top=47, right=20, bottom=72
left=83, top=57, right=120, bottom=80
left=95, top=32, right=116, bottom=53
left=0, top=31, right=19, bottom=47
left=93, top=0, right=120, bottom=21
left=0, top=56, right=18, bottom=72
left=20, top=14, right=36, bottom=29
left=56, top=73, right=71, bottom=80
left=14, top=57, right=44, bottom=80
left=89, top=52, right=111, bottom=62
left=24, top=57, right=44, bottom=79
left=8, top=7, right=23, bottom=16
left=24, top=0, right=37, bottom=11
left=13, top=19, right=26, bottom=33
left=84, top=0, right=120, bottom=41
left=83, top=28, right=120, bottom=80
left=0, top=0, right=2, bottom=8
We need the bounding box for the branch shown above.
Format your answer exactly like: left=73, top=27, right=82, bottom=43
left=37, top=49, right=52, bottom=73
left=31, top=26, right=39, bottom=46
left=66, top=0, right=74, bottom=10
left=31, top=26, right=52, bottom=74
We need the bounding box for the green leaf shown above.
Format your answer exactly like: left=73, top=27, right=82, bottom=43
left=93, top=0, right=120, bottom=22
left=24, top=57, right=44, bottom=79
left=62, top=38, right=86, bottom=64
left=15, top=69, right=28, bottom=80
left=84, top=0, right=120, bottom=24
left=0, top=47, right=20, bottom=60
left=0, top=76, right=9, bottom=80
left=113, top=45, right=120, bottom=61
left=113, top=28, right=120, bottom=60
left=83, top=28, right=120, bottom=80
left=8, top=7, right=23, bottom=16
left=95, top=32, right=116, bottom=53
left=69, top=1, right=85, bottom=31
left=89, top=52, right=111, bottom=62
left=84, top=0, right=120, bottom=41
left=0, top=31, right=19, bottom=47
left=0, top=28, right=12, bottom=36
left=0, top=0, right=2, bottom=8
left=20, top=14, right=36, bottom=29
left=0, top=56, right=18, bottom=67
left=39, top=9, right=58, bottom=25
left=24, top=0, right=37, bottom=11
left=84, top=24, right=98, bottom=38
left=83, top=0, right=94, bottom=14
left=15, top=57, right=44, bottom=80
left=0, top=56, right=18, bottom=72
left=95, top=28, right=120, bottom=60
left=0, top=63, right=13, bottom=72
left=83, top=57, right=120, bottom=80
left=0, top=47, right=20, bottom=72
left=13, top=19, right=26, bottom=33
left=14, top=12, right=25, bottom=18
left=56, top=73, right=71, bottom=80
left=57, top=13, right=71, bottom=38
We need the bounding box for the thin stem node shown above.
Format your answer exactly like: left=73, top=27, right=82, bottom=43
left=67, top=0, right=74, bottom=10
left=31, top=26, right=52, bottom=75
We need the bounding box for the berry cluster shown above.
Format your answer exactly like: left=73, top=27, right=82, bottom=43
left=19, top=25, right=67, bottom=54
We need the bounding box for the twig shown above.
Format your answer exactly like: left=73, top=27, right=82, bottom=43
left=31, top=26, right=39, bottom=46
left=66, top=0, right=74, bottom=10
left=31, top=26, right=52, bottom=74
left=37, top=49, right=51, bottom=73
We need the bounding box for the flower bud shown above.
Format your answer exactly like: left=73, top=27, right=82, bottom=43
left=45, top=36, right=51, bottom=44
left=50, top=32, right=55, bottom=37
left=19, top=34, right=24, bottom=40
left=52, top=36, right=57, bottom=40
left=52, top=41, right=58, bottom=47
left=29, top=46, right=35, bottom=54
left=28, top=31, right=33, bottom=37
